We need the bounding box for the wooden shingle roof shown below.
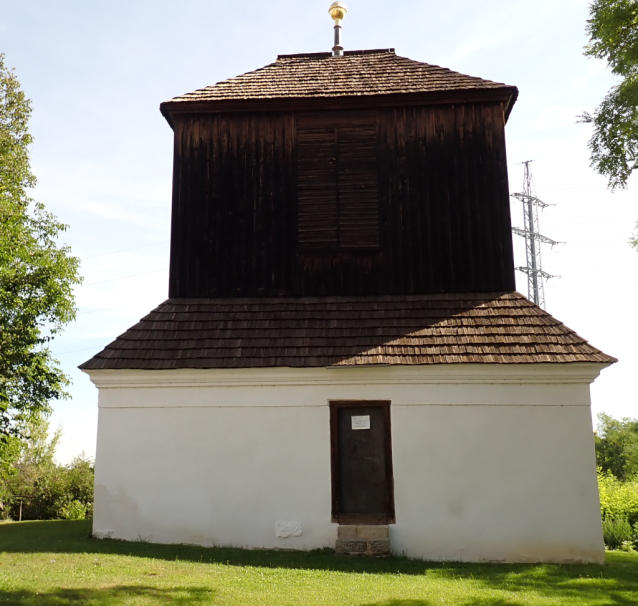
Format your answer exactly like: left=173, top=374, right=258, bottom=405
left=163, top=48, right=517, bottom=105
left=80, top=292, right=615, bottom=370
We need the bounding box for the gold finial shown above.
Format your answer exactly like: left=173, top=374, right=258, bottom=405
left=329, top=2, right=347, bottom=56
left=329, top=1, right=347, bottom=25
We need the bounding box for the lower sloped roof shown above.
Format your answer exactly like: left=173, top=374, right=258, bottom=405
left=79, top=292, right=616, bottom=370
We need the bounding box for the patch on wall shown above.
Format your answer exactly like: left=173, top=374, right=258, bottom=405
left=275, top=520, right=303, bottom=538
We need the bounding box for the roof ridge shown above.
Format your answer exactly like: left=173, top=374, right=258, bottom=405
left=343, top=48, right=395, bottom=56
left=163, top=50, right=516, bottom=107
left=276, top=52, right=332, bottom=60
left=277, top=49, right=395, bottom=60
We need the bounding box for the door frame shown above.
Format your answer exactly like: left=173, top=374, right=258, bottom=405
left=329, top=400, right=395, bottom=525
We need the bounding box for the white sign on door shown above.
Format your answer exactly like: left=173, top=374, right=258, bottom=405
left=351, top=415, right=371, bottom=430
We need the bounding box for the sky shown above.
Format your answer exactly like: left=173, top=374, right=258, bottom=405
left=2, top=0, right=637, bottom=463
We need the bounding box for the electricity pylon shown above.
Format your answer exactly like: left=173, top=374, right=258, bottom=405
left=510, top=161, right=557, bottom=309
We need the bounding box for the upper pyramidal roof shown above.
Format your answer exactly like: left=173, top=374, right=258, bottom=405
left=165, top=49, right=517, bottom=105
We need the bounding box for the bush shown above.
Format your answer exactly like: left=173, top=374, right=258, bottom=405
left=598, top=469, right=638, bottom=525
left=602, top=516, right=634, bottom=550
left=58, top=499, right=87, bottom=520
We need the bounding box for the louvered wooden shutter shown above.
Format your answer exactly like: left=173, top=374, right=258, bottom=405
left=297, top=128, right=339, bottom=248
left=297, top=113, right=379, bottom=250
left=337, top=124, right=378, bottom=248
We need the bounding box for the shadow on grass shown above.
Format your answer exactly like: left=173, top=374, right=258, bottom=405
left=0, top=589, right=520, bottom=606
left=2, top=521, right=638, bottom=605
left=361, top=598, right=637, bottom=606
left=390, top=603, right=521, bottom=606
left=367, top=601, right=638, bottom=606
left=0, top=593, right=634, bottom=606
left=0, top=590, right=531, bottom=606
left=0, top=585, right=215, bottom=606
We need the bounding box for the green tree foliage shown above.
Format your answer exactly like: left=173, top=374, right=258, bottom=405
left=582, top=0, right=638, bottom=198
left=593, top=413, right=638, bottom=551
left=0, top=53, right=82, bottom=462
left=0, top=415, right=94, bottom=521
left=595, top=412, right=638, bottom=480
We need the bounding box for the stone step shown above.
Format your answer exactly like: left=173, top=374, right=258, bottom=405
left=335, top=525, right=391, bottom=556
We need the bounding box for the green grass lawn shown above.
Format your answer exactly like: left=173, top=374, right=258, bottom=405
left=1, top=521, right=637, bottom=605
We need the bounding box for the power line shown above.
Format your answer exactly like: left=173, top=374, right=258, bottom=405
left=514, top=152, right=589, bottom=163
left=543, top=219, right=632, bottom=227
left=81, top=268, right=168, bottom=287
left=82, top=240, right=169, bottom=260
left=512, top=196, right=634, bottom=206
left=568, top=238, right=634, bottom=243
left=549, top=274, right=638, bottom=278
left=510, top=152, right=589, bottom=166
left=546, top=264, right=638, bottom=268
left=78, top=306, right=123, bottom=315
left=536, top=184, right=607, bottom=193
left=76, top=301, right=160, bottom=316
left=56, top=347, right=102, bottom=357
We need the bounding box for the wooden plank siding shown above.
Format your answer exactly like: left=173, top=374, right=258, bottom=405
left=168, top=102, right=515, bottom=298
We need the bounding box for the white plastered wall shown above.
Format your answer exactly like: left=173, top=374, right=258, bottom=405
left=86, top=364, right=607, bottom=563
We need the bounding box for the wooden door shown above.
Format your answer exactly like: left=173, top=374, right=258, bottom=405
left=330, top=401, right=395, bottom=524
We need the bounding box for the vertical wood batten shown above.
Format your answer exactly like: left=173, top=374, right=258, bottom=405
left=211, top=115, right=222, bottom=295
left=480, top=104, right=497, bottom=292
left=427, top=107, right=446, bottom=292
left=379, top=108, right=398, bottom=293
left=186, top=116, right=199, bottom=295
left=453, top=104, right=471, bottom=292
left=168, top=118, right=183, bottom=298
left=415, top=107, right=433, bottom=292
left=376, top=111, right=390, bottom=294
left=464, top=104, right=481, bottom=293
left=487, top=103, right=505, bottom=288
left=408, top=108, right=423, bottom=293
left=395, top=107, right=409, bottom=292
left=494, top=103, right=516, bottom=290
left=284, top=112, right=296, bottom=293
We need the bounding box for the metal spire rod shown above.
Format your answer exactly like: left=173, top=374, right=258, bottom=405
left=329, top=2, right=348, bottom=56
left=510, top=161, right=560, bottom=309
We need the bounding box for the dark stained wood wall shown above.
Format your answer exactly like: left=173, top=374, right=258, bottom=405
left=168, top=102, right=515, bottom=297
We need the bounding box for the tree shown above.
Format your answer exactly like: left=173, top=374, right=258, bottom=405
left=0, top=414, right=94, bottom=521
left=0, top=53, right=82, bottom=469
left=595, top=413, right=638, bottom=481
left=582, top=1, right=638, bottom=193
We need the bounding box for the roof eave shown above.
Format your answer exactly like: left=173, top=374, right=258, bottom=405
left=80, top=362, right=614, bottom=389
left=159, top=86, right=519, bottom=128
left=503, top=87, right=518, bottom=123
